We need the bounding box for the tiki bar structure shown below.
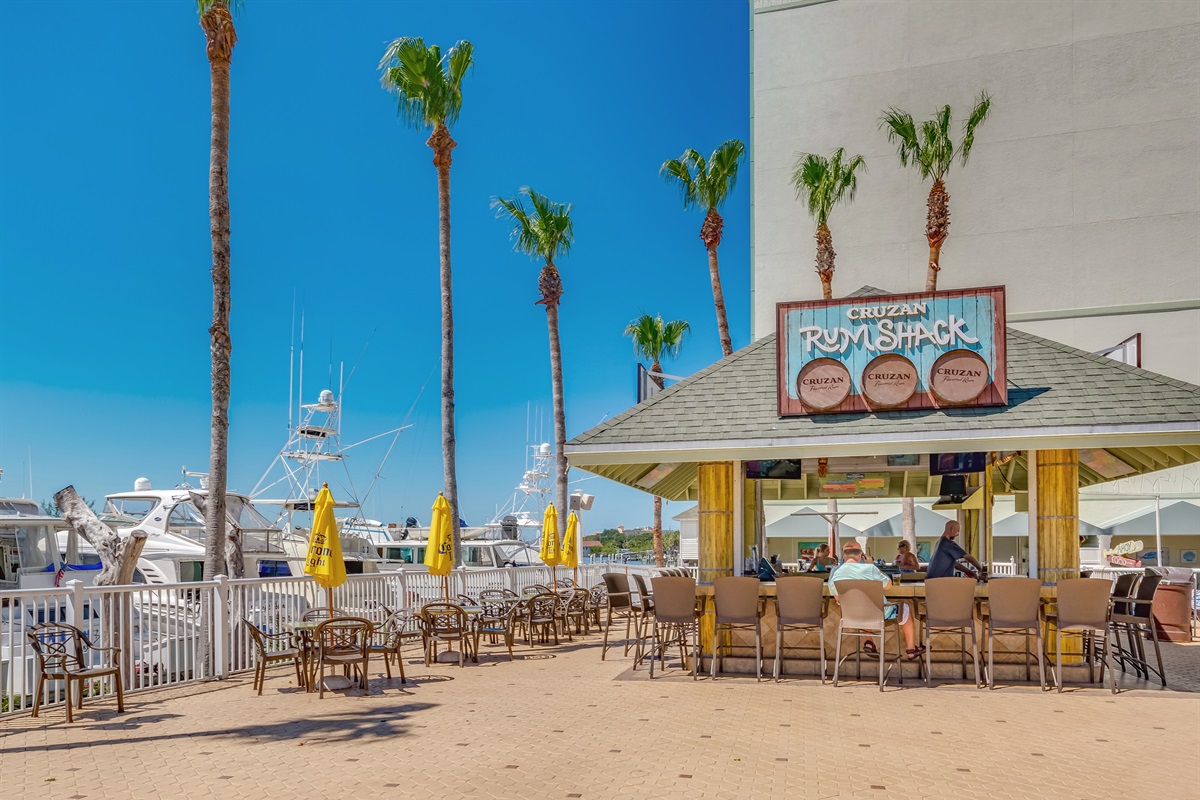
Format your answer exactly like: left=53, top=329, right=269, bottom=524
left=567, top=286, right=1200, bottom=679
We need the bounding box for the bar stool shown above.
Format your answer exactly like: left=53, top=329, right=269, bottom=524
left=1110, top=572, right=1165, bottom=686
left=919, top=577, right=981, bottom=687
left=982, top=577, right=1047, bottom=690
left=1048, top=578, right=1117, bottom=693
left=643, top=576, right=701, bottom=679
left=832, top=580, right=905, bottom=691
left=709, top=576, right=765, bottom=681
left=773, top=575, right=829, bottom=683
left=600, top=573, right=643, bottom=660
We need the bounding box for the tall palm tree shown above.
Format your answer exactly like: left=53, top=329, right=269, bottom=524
left=879, top=91, right=992, bottom=291
left=624, top=314, right=689, bottom=567
left=660, top=140, right=745, bottom=358
left=380, top=38, right=473, bottom=564
left=493, top=188, right=575, bottom=540
left=197, top=0, right=240, bottom=579
left=790, top=148, right=867, bottom=300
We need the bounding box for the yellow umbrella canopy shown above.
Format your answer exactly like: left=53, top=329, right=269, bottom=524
left=561, top=510, right=580, bottom=570
left=539, top=503, right=562, bottom=568
left=425, top=493, right=454, bottom=577
left=304, top=483, right=346, bottom=591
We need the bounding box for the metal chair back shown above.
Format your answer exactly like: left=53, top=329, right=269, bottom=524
left=712, top=577, right=761, bottom=624
left=1056, top=578, right=1114, bottom=630
left=924, top=577, right=977, bottom=627
left=652, top=576, right=698, bottom=625
left=835, top=580, right=887, bottom=631
left=987, top=577, right=1043, bottom=628
left=775, top=575, right=824, bottom=626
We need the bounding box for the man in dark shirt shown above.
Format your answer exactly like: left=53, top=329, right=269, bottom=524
left=926, top=521, right=985, bottom=579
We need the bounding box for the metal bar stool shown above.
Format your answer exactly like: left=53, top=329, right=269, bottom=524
left=919, top=577, right=980, bottom=687
left=709, top=577, right=765, bottom=681
left=773, top=575, right=829, bottom=683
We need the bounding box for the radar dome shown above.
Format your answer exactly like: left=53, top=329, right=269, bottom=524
left=319, top=389, right=335, bottom=405
left=134, top=477, right=152, bottom=491
left=538, top=443, right=552, bottom=456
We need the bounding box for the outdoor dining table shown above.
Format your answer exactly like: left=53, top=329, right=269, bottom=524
left=285, top=618, right=378, bottom=692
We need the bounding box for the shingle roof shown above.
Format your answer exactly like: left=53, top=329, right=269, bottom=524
left=569, top=328, right=1200, bottom=450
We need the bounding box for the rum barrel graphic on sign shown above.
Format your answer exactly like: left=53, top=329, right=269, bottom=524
left=861, top=354, right=919, bottom=408
left=929, top=350, right=991, bottom=405
left=777, top=286, right=1007, bottom=416
left=796, top=358, right=853, bottom=411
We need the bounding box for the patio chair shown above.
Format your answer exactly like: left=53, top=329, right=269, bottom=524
left=479, top=588, right=512, bottom=603
left=368, top=611, right=417, bottom=684
left=302, top=607, right=347, bottom=622
left=559, top=588, right=592, bottom=638
left=312, top=617, right=373, bottom=698
left=1047, top=578, right=1117, bottom=694
left=526, top=593, right=561, bottom=646
left=919, top=577, right=980, bottom=688
left=832, top=580, right=905, bottom=691
left=554, top=578, right=575, bottom=589
left=710, top=577, right=765, bottom=681
left=242, top=618, right=304, bottom=695
left=420, top=603, right=473, bottom=667
left=588, top=583, right=607, bottom=630
left=773, top=575, right=829, bottom=683
left=475, top=599, right=521, bottom=661
left=27, top=622, right=124, bottom=722
left=522, top=584, right=551, bottom=598
left=1110, top=572, right=1165, bottom=686
left=981, top=577, right=1047, bottom=690
left=600, top=573, right=643, bottom=660
left=456, top=594, right=479, bottom=608
left=645, top=576, right=701, bottom=679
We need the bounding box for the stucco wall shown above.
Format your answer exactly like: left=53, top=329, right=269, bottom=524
left=751, top=0, right=1200, bottom=383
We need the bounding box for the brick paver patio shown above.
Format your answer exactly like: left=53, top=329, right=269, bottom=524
left=3, top=630, right=1198, bottom=799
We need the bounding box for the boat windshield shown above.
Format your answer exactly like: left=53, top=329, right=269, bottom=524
left=105, top=497, right=158, bottom=521
left=15, top=524, right=58, bottom=571
left=494, top=543, right=543, bottom=566
left=167, top=501, right=205, bottom=541
left=226, top=496, right=277, bottom=532
left=0, top=499, right=41, bottom=516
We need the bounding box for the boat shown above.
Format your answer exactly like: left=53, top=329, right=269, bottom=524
left=482, top=442, right=556, bottom=545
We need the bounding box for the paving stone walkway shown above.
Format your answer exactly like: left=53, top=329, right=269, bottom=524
left=3, top=631, right=1198, bottom=799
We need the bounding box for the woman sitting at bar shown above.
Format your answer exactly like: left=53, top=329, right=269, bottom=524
left=893, top=541, right=920, bottom=572
left=829, top=543, right=922, bottom=659
left=806, top=543, right=837, bottom=573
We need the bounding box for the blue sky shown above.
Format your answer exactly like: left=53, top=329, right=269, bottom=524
left=0, top=0, right=751, bottom=532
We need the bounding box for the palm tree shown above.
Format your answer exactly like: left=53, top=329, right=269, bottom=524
left=380, top=38, right=473, bottom=564
left=790, top=148, right=866, bottom=300
left=879, top=91, right=992, bottom=291
left=197, top=0, right=240, bottom=579
left=624, top=314, right=689, bottom=567
left=493, top=188, right=575, bottom=541
left=660, top=140, right=745, bottom=358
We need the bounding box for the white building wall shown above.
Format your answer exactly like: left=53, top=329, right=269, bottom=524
left=751, top=0, right=1200, bottom=384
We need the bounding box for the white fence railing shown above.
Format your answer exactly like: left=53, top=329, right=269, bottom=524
left=0, top=563, right=673, bottom=717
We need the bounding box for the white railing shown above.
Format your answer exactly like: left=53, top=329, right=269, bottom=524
left=1, top=564, right=681, bottom=717
left=989, top=558, right=1018, bottom=577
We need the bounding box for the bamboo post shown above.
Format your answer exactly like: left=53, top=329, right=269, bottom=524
left=697, top=461, right=735, bottom=667
left=1035, top=449, right=1082, bottom=661
left=983, top=453, right=995, bottom=567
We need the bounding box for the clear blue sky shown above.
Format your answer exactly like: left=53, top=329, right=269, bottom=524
left=0, top=0, right=751, bottom=532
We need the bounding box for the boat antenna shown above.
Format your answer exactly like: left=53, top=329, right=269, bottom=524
left=288, top=294, right=296, bottom=435
left=341, top=330, right=375, bottom=395
left=298, top=311, right=305, bottom=422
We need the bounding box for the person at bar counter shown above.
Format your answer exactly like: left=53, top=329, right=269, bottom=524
left=926, top=521, right=985, bottom=580
left=894, top=540, right=920, bottom=572
left=828, top=542, right=923, bottom=659
left=807, top=543, right=837, bottom=572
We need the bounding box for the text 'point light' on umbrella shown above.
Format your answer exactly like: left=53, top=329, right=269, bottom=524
left=304, top=483, right=347, bottom=607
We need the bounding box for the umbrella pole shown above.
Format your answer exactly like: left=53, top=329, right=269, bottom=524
left=327, top=585, right=334, bottom=612
left=443, top=575, right=450, bottom=601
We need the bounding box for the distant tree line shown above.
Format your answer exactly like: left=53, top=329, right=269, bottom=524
left=594, top=527, right=680, bottom=558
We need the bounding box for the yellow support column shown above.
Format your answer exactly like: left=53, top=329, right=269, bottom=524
left=1035, top=449, right=1080, bottom=584
left=698, top=461, right=735, bottom=668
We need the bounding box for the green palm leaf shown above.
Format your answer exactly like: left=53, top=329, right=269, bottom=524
left=660, top=139, right=745, bottom=212
left=492, top=187, right=574, bottom=264
left=379, top=37, right=474, bottom=130
left=790, top=147, right=867, bottom=227
left=624, top=314, right=690, bottom=365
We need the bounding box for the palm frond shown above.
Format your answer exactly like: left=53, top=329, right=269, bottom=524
left=378, top=37, right=474, bottom=130
left=624, top=314, right=690, bottom=363
left=660, top=153, right=701, bottom=210
left=493, top=187, right=574, bottom=263
left=703, top=139, right=746, bottom=210
left=661, top=319, right=691, bottom=359
left=958, top=90, right=992, bottom=165
left=197, top=0, right=242, bottom=14
left=879, top=108, right=921, bottom=169
left=791, top=148, right=866, bottom=226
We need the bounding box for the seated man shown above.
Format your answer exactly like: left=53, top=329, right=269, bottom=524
left=828, top=542, right=921, bottom=659
left=926, top=521, right=985, bottom=580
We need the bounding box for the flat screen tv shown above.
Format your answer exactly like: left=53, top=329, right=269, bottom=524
left=746, top=459, right=805, bottom=480
left=929, top=452, right=987, bottom=475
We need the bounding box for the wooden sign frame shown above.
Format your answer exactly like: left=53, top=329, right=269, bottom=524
left=777, top=286, right=1008, bottom=416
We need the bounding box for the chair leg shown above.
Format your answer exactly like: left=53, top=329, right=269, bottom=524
left=1056, top=631, right=1064, bottom=693
left=818, top=623, right=827, bottom=684
left=755, top=621, right=762, bottom=683
left=987, top=623, right=995, bottom=690
left=710, top=624, right=719, bottom=681
left=1035, top=626, right=1047, bottom=691
left=31, top=671, right=44, bottom=718
left=649, top=623, right=657, bottom=678
left=1101, top=630, right=1117, bottom=695
left=1149, top=620, right=1166, bottom=687
left=774, top=624, right=783, bottom=682
left=397, top=645, right=407, bottom=683
left=878, top=627, right=887, bottom=692
left=1024, top=626, right=1032, bottom=683
left=970, top=624, right=981, bottom=689
left=256, top=661, right=265, bottom=696
left=65, top=679, right=74, bottom=724
left=924, top=623, right=932, bottom=686
left=832, top=624, right=843, bottom=688
left=601, top=611, right=612, bottom=660
left=691, top=622, right=699, bottom=681
left=622, top=612, right=632, bottom=657
left=960, top=630, right=967, bottom=680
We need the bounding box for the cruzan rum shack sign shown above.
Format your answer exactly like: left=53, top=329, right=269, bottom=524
left=777, top=287, right=1007, bottom=416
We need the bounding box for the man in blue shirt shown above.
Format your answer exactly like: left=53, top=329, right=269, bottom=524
left=926, top=521, right=985, bottom=579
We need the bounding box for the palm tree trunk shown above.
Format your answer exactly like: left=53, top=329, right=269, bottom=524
left=700, top=208, right=733, bottom=358
left=901, top=497, right=916, bottom=553
left=428, top=121, right=462, bottom=565
left=649, top=359, right=666, bottom=567
left=544, top=292, right=569, bottom=540
left=201, top=7, right=235, bottom=580
left=816, top=222, right=835, bottom=300
left=925, top=179, right=949, bottom=292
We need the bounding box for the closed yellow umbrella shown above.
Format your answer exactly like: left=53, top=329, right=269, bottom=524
left=540, top=503, right=562, bottom=585
left=304, top=483, right=347, bottom=610
left=426, top=493, right=454, bottom=598
left=561, top=510, right=580, bottom=586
